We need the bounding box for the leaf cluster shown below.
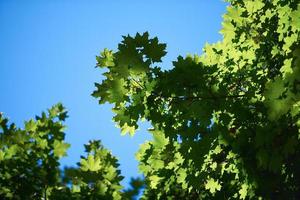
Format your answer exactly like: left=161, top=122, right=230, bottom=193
left=93, top=0, right=300, bottom=198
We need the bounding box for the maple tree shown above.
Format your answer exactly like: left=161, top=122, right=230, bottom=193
left=0, top=105, right=143, bottom=199
left=92, top=0, right=300, bottom=199
left=0, top=104, right=69, bottom=199
left=1, top=0, right=300, bottom=199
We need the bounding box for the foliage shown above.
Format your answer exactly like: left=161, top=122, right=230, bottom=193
left=0, top=105, right=131, bottom=200
left=93, top=0, right=300, bottom=199
left=1, top=0, right=300, bottom=199
left=51, top=140, right=124, bottom=200
left=0, top=104, right=68, bottom=199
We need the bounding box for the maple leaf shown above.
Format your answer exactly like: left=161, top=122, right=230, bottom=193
left=205, top=178, right=221, bottom=194
left=25, top=119, right=37, bottom=132
left=80, top=155, right=102, bottom=172
left=96, top=48, right=115, bottom=67
left=53, top=140, right=70, bottom=158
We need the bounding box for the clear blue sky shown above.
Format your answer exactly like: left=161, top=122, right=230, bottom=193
left=0, top=0, right=227, bottom=187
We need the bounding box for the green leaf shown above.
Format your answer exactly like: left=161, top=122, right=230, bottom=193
left=5, top=145, right=18, bottom=159
left=239, top=184, right=248, bottom=199
left=80, top=155, right=102, bottom=171
left=226, top=6, right=244, bottom=25
left=120, top=122, right=136, bottom=136
left=36, top=138, right=48, bottom=149
left=205, top=178, right=221, bottom=194
left=96, top=48, right=115, bottom=67
left=220, top=20, right=235, bottom=42
left=245, top=0, right=264, bottom=14
left=177, top=168, right=187, bottom=186
left=53, top=140, right=70, bottom=158
left=149, top=175, right=162, bottom=189
left=25, top=119, right=37, bottom=132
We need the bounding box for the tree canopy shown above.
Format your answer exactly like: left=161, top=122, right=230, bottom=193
left=0, top=104, right=143, bottom=199
left=92, top=0, right=300, bottom=198
left=1, top=0, right=300, bottom=199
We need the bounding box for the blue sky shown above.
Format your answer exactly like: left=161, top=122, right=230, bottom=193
left=0, top=0, right=227, bottom=187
